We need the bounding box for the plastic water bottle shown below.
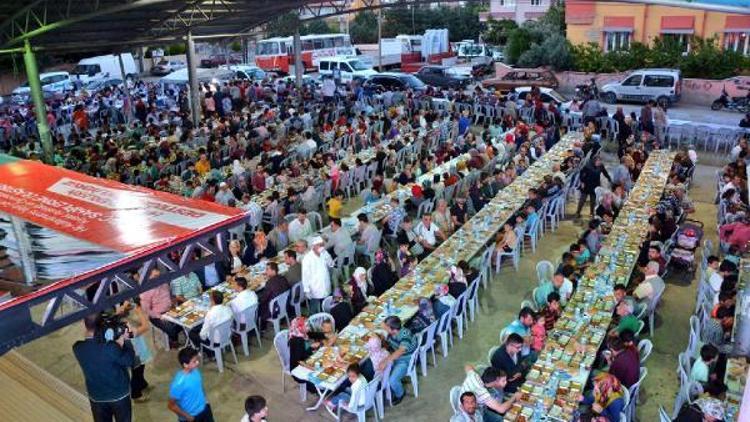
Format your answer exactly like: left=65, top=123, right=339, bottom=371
left=533, top=398, right=544, bottom=422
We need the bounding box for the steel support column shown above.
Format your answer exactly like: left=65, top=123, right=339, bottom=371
left=293, top=29, right=303, bottom=89
left=22, top=39, right=52, bottom=163
left=185, top=31, right=201, bottom=127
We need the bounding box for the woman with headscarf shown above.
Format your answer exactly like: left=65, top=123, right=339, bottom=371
left=347, top=267, right=369, bottom=314
left=288, top=316, right=321, bottom=391
left=579, top=373, right=625, bottom=422
left=242, top=231, right=277, bottom=266
left=408, top=297, right=436, bottom=334
left=370, top=249, right=398, bottom=296
left=362, top=335, right=389, bottom=380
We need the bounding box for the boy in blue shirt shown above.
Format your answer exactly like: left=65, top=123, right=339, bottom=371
left=168, top=347, right=214, bottom=422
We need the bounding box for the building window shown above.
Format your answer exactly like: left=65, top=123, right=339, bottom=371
left=725, top=32, right=750, bottom=56
left=530, top=0, right=542, bottom=5
left=498, top=0, right=516, bottom=6
left=662, top=33, right=691, bottom=53
left=604, top=32, right=631, bottom=52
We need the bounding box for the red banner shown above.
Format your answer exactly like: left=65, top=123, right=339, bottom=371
left=0, top=156, right=244, bottom=254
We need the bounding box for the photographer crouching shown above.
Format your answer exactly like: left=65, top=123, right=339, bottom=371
left=73, top=312, right=136, bottom=422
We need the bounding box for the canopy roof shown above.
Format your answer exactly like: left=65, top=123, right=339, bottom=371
left=0, top=0, right=312, bottom=52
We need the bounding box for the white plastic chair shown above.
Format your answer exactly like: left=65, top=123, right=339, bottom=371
left=322, top=296, right=335, bottom=313
left=493, top=237, right=520, bottom=273
left=487, top=345, right=499, bottom=366
left=451, top=291, right=468, bottom=340
left=479, top=246, right=493, bottom=288
left=272, top=330, right=307, bottom=401
left=405, top=348, right=420, bottom=398
left=658, top=405, right=672, bottom=422
left=307, top=312, right=335, bottom=331
left=625, top=367, right=648, bottom=422
left=637, top=339, right=653, bottom=365
left=536, top=260, right=554, bottom=285
left=336, top=375, right=383, bottom=422
left=645, top=282, right=666, bottom=336
left=200, top=319, right=238, bottom=373
left=523, top=216, right=542, bottom=253
left=231, top=303, right=262, bottom=356
left=417, top=321, right=438, bottom=376
left=465, top=277, right=481, bottom=322
left=267, top=290, right=291, bottom=336
left=449, top=385, right=462, bottom=416
left=434, top=310, right=454, bottom=358
left=289, top=282, right=305, bottom=318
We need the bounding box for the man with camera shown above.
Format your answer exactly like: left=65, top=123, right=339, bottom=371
left=73, top=312, right=136, bottom=422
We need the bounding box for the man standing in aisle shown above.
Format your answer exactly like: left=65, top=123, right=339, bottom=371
left=302, top=236, right=333, bottom=313
left=168, top=347, right=214, bottom=422
left=73, top=313, right=136, bottom=422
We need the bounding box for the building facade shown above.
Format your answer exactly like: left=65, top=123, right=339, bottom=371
left=565, top=0, right=750, bottom=55
left=479, top=0, right=556, bottom=26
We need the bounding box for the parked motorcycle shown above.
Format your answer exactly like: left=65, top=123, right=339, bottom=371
left=711, top=87, right=750, bottom=113
left=574, top=79, right=600, bottom=102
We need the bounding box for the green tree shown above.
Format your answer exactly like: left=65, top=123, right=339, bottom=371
left=483, top=18, right=518, bottom=46
left=504, top=27, right=533, bottom=64
left=350, top=11, right=378, bottom=44
left=517, top=34, right=572, bottom=70
left=304, top=19, right=333, bottom=35
left=382, top=5, right=481, bottom=41
left=537, top=4, right=566, bottom=34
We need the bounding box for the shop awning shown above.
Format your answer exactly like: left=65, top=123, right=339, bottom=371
left=661, top=16, right=696, bottom=34
left=725, top=15, right=750, bottom=33
left=603, top=16, right=635, bottom=32
left=566, top=1, right=595, bottom=25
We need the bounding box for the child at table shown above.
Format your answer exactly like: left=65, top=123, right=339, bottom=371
left=530, top=313, right=547, bottom=353
left=325, top=363, right=366, bottom=413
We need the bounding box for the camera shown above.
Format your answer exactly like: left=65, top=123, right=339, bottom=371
left=96, top=313, right=130, bottom=343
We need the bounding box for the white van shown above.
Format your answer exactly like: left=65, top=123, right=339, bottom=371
left=70, top=54, right=137, bottom=84
left=317, top=56, right=377, bottom=82
left=600, top=68, right=682, bottom=108
left=11, top=71, right=74, bottom=103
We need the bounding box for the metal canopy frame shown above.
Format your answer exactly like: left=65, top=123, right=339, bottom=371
left=0, top=218, right=244, bottom=355
left=0, top=0, right=471, bottom=52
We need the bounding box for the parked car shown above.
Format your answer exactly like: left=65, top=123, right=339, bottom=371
left=318, top=56, right=378, bottom=83
left=151, top=59, right=186, bottom=76
left=200, top=54, right=241, bottom=68
left=415, top=65, right=471, bottom=89
left=362, top=72, right=426, bottom=94
left=481, top=68, right=559, bottom=91
left=489, top=47, right=505, bottom=62
left=83, top=78, right=124, bottom=94
left=12, top=71, right=74, bottom=104
left=222, top=64, right=266, bottom=81
left=600, top=68, right=682, bottom=108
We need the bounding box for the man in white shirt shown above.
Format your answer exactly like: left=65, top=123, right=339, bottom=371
left=214, top=182, right=237, bottom=206
left=355, top=213, right=380, bottom=256
left=322, top=77, right=336, bottom=102
left=460, top=365, right=520, bottom=421
left=240, top=194, right=263, bottom=230
left=302, top=237, right=333, bottom=313
left=633, top=261, right=666, bottom=305
left=414, top=214, right=443, bottom=252
left=229, top=277, right=259, bottom=329
left=288, top=209, right=313, bottom=243
left=326, top=218, right=354, bottom=258
left=188, top=290, right=233, bottom=356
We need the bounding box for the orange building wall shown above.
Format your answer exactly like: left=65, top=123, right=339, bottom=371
left=566, top=1, right=748, bottom=49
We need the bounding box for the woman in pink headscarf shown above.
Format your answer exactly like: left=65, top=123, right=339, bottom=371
left=289, top=316, right=321, bottom=390
left=364, top=336, right=389, bottom=379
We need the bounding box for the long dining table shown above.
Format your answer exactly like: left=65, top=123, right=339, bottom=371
left=503, top=150, right=675, bottom=421
left=289, top=134, right=581, bottom=412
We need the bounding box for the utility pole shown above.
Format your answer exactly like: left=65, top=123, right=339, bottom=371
left=378, top=7, right=383, bottom=71
left=185, top=31, right=201, bottom=127
left=293, top=29, right=303, bottom=89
